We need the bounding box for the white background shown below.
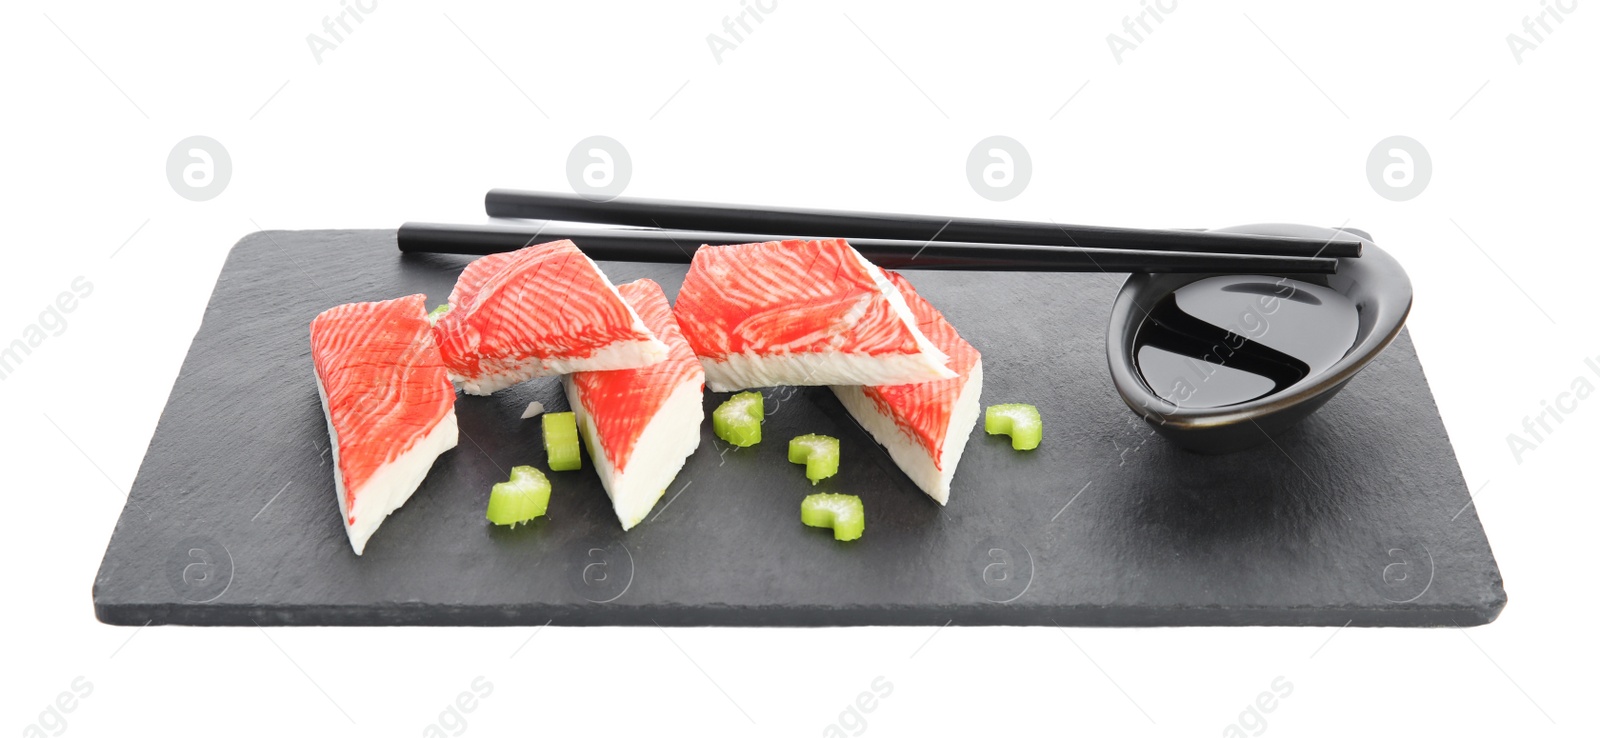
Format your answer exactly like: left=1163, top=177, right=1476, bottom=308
left=2, top=1, right=1595, bottom=735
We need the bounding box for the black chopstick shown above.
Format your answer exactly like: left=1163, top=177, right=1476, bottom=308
left=398, top=222, right=1339, bottom=274
left=483, top=189, right=1362, bottom=260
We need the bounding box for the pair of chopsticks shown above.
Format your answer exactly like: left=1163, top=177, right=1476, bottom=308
left=397, top=190, right=1361, bottom=274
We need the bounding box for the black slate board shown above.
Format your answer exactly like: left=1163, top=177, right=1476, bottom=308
left=92, top=230, right=1506, bottom=627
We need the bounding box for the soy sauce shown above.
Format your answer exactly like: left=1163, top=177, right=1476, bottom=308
left=1132, top=276, right=1358, bottom=409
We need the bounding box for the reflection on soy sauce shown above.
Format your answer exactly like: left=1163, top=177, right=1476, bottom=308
left=1134, top=276, right=1359, bottom=409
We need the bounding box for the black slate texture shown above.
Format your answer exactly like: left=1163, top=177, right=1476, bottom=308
left=92, top=229, right=1506, bottom=627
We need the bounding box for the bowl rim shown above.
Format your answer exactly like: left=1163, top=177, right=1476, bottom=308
left=1105, top=224, right=1414, bottom=431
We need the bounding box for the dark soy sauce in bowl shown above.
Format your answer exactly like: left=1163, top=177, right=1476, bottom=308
left=1132, top=276, right=1359, bottom=409
left=1107, top=224, right=1412, bottom=454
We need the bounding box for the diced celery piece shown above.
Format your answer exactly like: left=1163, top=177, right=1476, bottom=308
left=787, top=434, right=840, bottom=485
left=486, top=465, right=550, bottom=527
left=543, top=411, right=583, bottom=471
left=427, top=303, right=451, bottom=321
left=713, top=391, right=764, bottom=447
left=984, top=403, right=1042, bottom=451
left=800, top=493, right=864, bottom=541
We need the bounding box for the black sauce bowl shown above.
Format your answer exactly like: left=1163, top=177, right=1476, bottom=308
left=1106, top=224, right=1413, bottom=454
